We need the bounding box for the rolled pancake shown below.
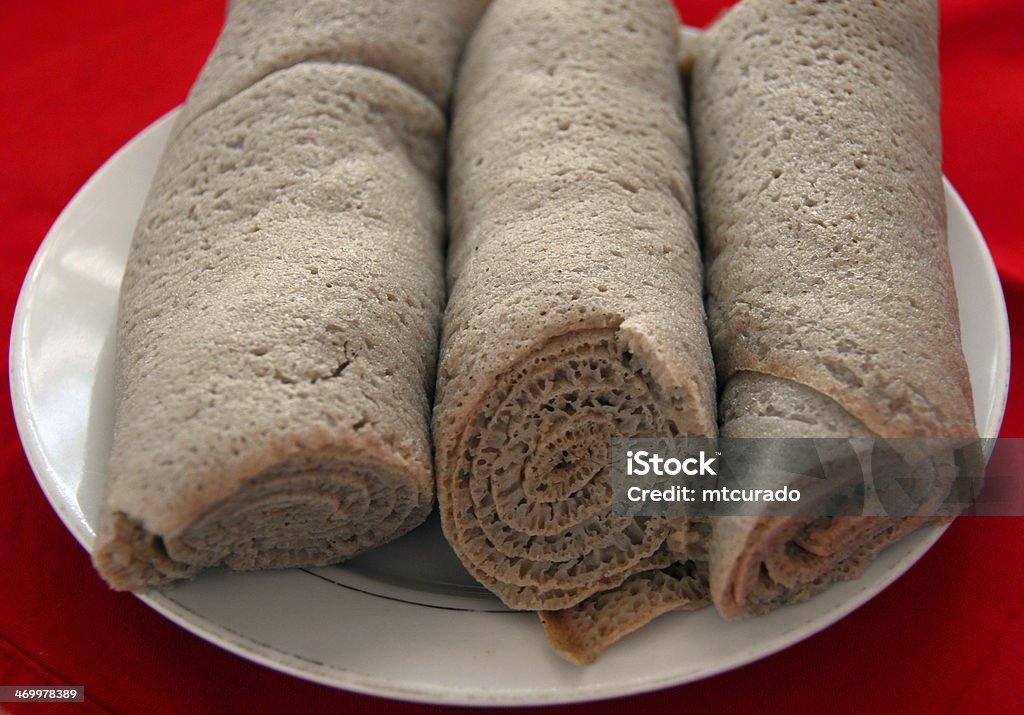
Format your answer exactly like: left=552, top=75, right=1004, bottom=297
left=93, top=62, right=447, bottom=591
left=691, top=0, right=979, bottom=618
left=177, top=0, right=487, bottom=128
left=436, top=0, right=716, bottom=629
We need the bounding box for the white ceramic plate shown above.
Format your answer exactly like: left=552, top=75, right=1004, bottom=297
left=9, top=108, right=1009, bottom=706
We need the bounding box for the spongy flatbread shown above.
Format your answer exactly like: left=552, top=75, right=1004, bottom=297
left=539, top=559, right=710, bottom=666
left=693, top=0, right=975, bottom=441
left=435, top=0, right=716, bottom=617
left=692, top=0, right=978, bottom=619
left=93, top=63, right=446, bottom=590
left=711, top=373, right=939, bottom=618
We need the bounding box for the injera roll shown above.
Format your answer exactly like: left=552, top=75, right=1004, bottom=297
left=435, top=0, right=716, bottom=629
left=92, top=60, right=449, bottom=590
left=691, top=0, right=979, bottom=618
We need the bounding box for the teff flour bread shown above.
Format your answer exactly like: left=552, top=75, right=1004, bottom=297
left=91, top=0, right=979, bottom=665
left=433, top=0, right=717, bottom=660
left=93, top=1, right=486, bottom=591
left=691, top=0, right=978, bottom=618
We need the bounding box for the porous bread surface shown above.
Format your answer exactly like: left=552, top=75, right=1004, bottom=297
left=710, top=373, right=939, bottom=618
left=435, top=0, right=716, bottom=611
left=93, top=63, right=446, bottom=590
left=178, top=0, right=487, bottom=130
left=540, top=558, right=710, bottom=665
left=720, top=370, right=874, bottom=440
left=692, top=0, right=976, bottom=440
left=694, top=0, right=978, bottom=619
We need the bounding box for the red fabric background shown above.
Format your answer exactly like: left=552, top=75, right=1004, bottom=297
left=1, top=1, right=1021, bottom=713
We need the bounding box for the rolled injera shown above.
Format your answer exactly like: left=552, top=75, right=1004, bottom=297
left=92, top=1, right=484, bottom=591
left=691, top=0, right=979, bottom=618
left=435, top=0, right=716, bottom=659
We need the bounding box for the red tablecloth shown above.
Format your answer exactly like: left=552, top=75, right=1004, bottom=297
left=2, top=1, right=1022, bottom=713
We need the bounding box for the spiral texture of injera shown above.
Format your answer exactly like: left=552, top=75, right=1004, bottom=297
left=435, top=0, right=717, bottom=614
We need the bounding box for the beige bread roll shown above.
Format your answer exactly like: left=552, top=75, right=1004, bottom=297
left=435, top=0, right=716, bottom=651
left=178, top=0, right=487, bottom=128
left=712, top=374, right=960, bottom=617
left=90, top=0, right=485, bottom=590
left=691, top=0, right=979, bottom=618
